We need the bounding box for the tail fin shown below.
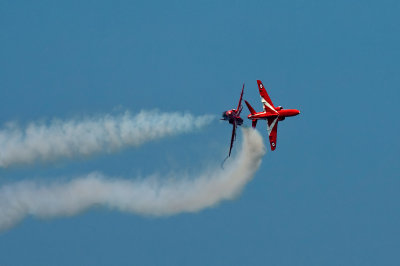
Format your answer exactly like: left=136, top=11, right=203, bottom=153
left=245, top=100, right=256, bottom=115
left=245, top=100, right=258, bottom=128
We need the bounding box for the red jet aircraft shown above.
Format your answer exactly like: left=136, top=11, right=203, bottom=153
left=221, top=84, right=244, bottom=156
left=245, top=80, right=300, bottom=151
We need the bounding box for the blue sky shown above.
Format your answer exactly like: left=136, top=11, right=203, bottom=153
left=0, top=0, right=399, bottom=265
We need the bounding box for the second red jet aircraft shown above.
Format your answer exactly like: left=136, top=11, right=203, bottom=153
left=221, top=84, right=244, bottom=156
left=245, top=80, right=300, bottom=151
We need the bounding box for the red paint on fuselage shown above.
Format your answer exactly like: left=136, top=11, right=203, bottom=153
left=245, top=80, right=300, bottom=151
left=248, top=109, right=300, bottom=120
left=222, top=109, right=244, bottom=125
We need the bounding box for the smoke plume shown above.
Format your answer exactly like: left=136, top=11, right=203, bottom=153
left=0, top=110, right=214, bottom=167
left=0, top=128, right=265, bottom=232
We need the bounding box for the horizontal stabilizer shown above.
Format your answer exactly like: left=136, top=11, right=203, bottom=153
left=245, top=100, right=256, bottom=115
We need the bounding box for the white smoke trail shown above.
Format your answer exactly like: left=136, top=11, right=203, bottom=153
left=0, top=128, right=265, bottom=232
left=0, top=110, right=214, bottom=167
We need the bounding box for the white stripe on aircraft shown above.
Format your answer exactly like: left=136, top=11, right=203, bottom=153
left=267, top=117, right=278, bottom=136
left=261, top=97, right=278, bottom=114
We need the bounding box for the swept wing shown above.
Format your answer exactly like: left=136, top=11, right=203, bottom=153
left=257, top=80, right=277, bottom=114
left=267, top=116, right=279, bottom=151
left=236, top=83, right=245, bottom=115
left=228, top=120, right=237, bottom=156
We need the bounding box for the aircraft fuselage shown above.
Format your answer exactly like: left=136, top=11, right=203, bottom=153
left=222, top=109, right=244, bottom=125
left=244, top=80, right=300, bottom=151
left=247, top=108, right=300, bottom=120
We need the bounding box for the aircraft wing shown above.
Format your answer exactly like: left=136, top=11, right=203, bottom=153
left=236, top=83, right=245, bottom=115
left=257, top=80, right=276, bottom=113
left=267, top=116, right=279, bottom=151
left=228, top=121, right=237, bottom=156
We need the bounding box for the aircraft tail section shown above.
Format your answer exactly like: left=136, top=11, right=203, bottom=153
left=245, top=100, right=256, bottom=115
left=245, top=100, right=258, bottom=128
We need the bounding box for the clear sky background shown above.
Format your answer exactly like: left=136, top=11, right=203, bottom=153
left=1, top=0, right=399, bottom=265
